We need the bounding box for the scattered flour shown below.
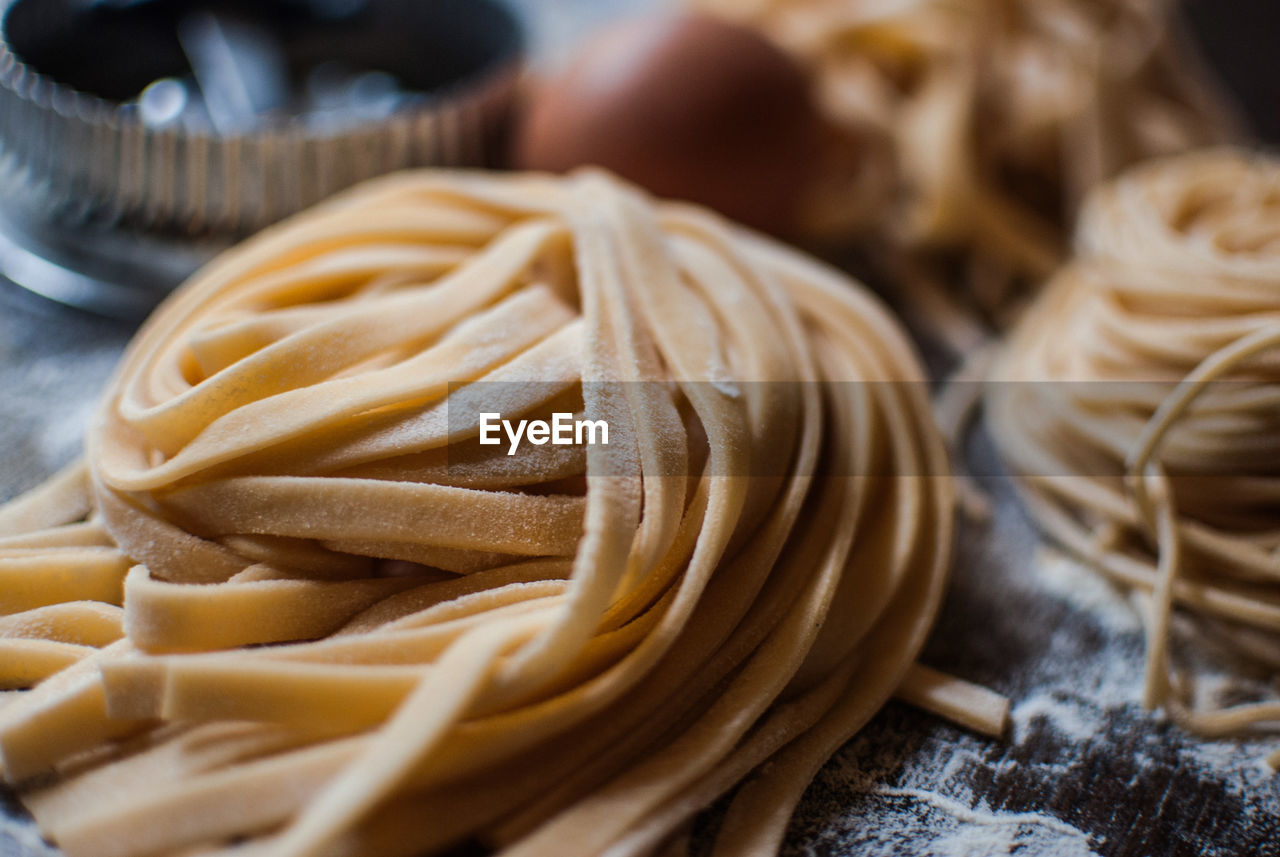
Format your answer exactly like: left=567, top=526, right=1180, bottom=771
left=1011, top=689, right=1109, bottom=744
left=1031, top=547, right=1140, bottom=633
left=1009, top=550, right=1149, bottom=745
left=1019, top=542, right=1280, bottom=811
left=35, top=397, right=97, bottom=471
left=2, top=346, right=119, bottom=484
left=868, top=787, right=1100, bottom=857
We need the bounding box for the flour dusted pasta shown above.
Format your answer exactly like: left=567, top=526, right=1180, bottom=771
left=988, top=149, right=1280, bottom=760
left=0, top=169, right=1001, bottom=857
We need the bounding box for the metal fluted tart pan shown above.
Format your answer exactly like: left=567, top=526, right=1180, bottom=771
left=0, top=0, right=524, bottom=316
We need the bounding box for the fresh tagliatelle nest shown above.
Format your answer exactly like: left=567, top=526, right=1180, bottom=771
left=987, top=149, right=1280, bottom=760
left=0, top=171, right=1003, bottom=857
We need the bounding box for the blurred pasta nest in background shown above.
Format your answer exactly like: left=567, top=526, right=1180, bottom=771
left=699, top=0, right=1237, bottom=337
left=0, top=170, right=959, bottom=857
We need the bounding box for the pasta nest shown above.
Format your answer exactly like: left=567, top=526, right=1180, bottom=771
left=698, top=0, right=1236, bottom=332
left=0, top=170, right=953, bottom=857
left=988, top=149, right=1280, bottom=753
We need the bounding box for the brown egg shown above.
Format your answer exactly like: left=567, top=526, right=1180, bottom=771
left=511, top=13, right=820, bottom=236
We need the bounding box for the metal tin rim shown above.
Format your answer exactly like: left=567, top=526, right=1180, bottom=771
left=0, top=0, right=526, bottom=236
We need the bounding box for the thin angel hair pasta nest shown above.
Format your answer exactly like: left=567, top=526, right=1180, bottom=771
left=0, top=169, right=1002, bottom=857
left=697, top=0, right=1238, bottom=348
left=987, top=148, right=1280, bottom=761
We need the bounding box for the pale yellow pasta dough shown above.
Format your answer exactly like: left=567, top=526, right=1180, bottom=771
left=0, top=169, right=997, bottom=857
left=988, top=149, right=1280, bottom=760
left=697, top=0, right=1237, bottom=347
